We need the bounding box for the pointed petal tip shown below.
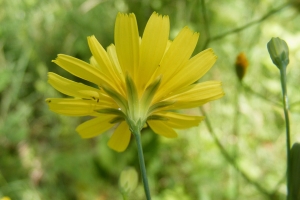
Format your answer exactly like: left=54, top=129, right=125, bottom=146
left=117, top=12, right=136, bottom=19
left=151, top=11, right=169, bottom=19
left=206, top=48, right=214, bottom=53
left=52, top=54, right=65, bottom=62
left=87, top=35, right=96, bottom=42
left=129, top=13, right=136, bottom=18
left=182, top=26, right=198, bottom=34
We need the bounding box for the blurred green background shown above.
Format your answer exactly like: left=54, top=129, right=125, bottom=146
left=1, top=0, right=300, bottom=199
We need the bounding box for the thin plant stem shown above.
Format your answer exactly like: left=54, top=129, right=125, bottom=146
left=210, top=3, right=290, bottom=41
left=200, top=0, right=210, bottom=50
left=279, top=68, right=291, bottom=200
left=201, top=2, right=290, bottom=50
left=232, top=83, right=242, bottom=199
left=132, top=127, right=151, bottom=200
left=242, top=83, right=282, bottom=107
left=199, top=107, right=271, bottom=198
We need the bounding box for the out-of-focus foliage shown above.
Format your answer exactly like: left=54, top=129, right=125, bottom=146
left=0, top=0, right=300, bottom=199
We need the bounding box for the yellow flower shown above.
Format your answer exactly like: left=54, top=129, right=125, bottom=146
left=46, top=12, right=224, bottom=152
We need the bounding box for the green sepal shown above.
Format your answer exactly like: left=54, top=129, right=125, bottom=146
left=102, top=85, right=128, bottom=113
left=110, top=116, right=125, bottom=124
left=125, top=73, right=139, bottom=112
left=140, top=76, right=161, bottom=113
left=148, top=100, right=175, bottom=115
left=95, top=108, right=126, bottom=118
left=147, top=115, right=169, bottom=121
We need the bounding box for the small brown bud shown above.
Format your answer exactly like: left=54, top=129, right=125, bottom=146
left=235, top=52, right=249, bottom=81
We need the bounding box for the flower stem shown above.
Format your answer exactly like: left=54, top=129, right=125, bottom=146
left=132, top=127, right=151, bottom=200
left=200, top=107, right=271, bottom=197
left=279, top=68, right=291, bottom=199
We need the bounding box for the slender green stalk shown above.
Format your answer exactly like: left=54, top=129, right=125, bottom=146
left=201, top=2, right=290, bottom=50
left=279, top=68, right=291, bottom=200
left=232, top=83, right=242, bottom=199
left=242, top=83, right=282, bottom=107
left=200, top=0, right=211, bottom=50
left=132, top=127, right=151, bottom=200
left=200, top=107, right=271, bottom=197
left=209, top=3, right=290, bottom=42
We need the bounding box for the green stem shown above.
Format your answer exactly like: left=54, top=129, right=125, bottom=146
left=279, top=68, right=291, bottom=200
left=232, top=83, right=242, bottom=199
left=200, top=107, right=271, bottom=197
left=242, top=83, right=282, bottom=107
left=132, top=127, right=151, bottom=200
left=208, top=2, right=290, bottom=42
left=200, top=2, right=290, bottom=50
left=200, top=0, right=211, bottom=50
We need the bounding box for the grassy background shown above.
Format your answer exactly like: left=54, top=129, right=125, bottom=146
left=1, top=0, right=300, bottom=199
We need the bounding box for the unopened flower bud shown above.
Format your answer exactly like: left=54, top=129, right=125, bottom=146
left=290, top=143, right=300, bottom=199
left=119, top=167, right=138, bottom=194
left=267, top=37, right=289, bottom=70
left=235, top=52, right=249, bottom=81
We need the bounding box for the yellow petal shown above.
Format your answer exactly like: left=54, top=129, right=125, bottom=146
left=90, top=56, right=100, bottom=69
left=155, top=27, right=199, bottom=87
left=88, top=35, right=113, bottom=72
left=48, top=72, right=101, bottom=99
left=46, top=98, right=105, bottom=116
left=181, top=48, right=217, bottom=84
left=87, top=36, right=124, bottom=94
left=160, top=81, right=224, bottom=110
left=154, top=112, right=204, bottom=129
left=107, top=44, right=123, bottom=79
left=166, top=81, right=224, bottom=101
left=147, top=120, right=177, bottom=138
left=115, top=13, right=139, bottom=83
left=53, top=54, right=112, bottom=87
left=76, top=115, right=116, bottom=138
left=107, top=121, right=131, bottom=152
left=169, top=98, right=223, bottom=110
left=138, top=12, right=169, bottom=91
left=155, top=48, right=217, bottom=101
left=107, top=44, right=126, bottom=97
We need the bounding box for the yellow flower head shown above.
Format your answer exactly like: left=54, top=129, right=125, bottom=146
left=46, top=12, right=224, bottom=152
